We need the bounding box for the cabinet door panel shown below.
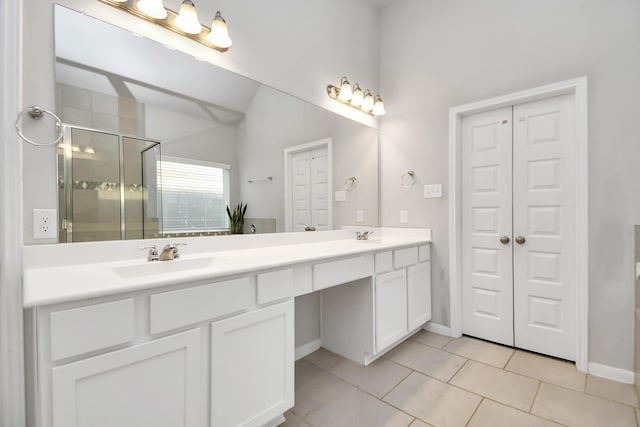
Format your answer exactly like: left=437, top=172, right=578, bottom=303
left=375, top=270, right=408, bottom=352
left=210, top=300, right=294, bottom=427
left=51, top=329, right=202, bottom=427
left=408, top=262, right=432, bottom=331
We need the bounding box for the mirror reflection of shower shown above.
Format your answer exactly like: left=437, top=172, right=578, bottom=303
left=57, top=125, right=162, bottom=242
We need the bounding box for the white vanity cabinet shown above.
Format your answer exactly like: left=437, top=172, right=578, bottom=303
left=28, top=274, right=295, bottom=427
left=210, top=300, right=294, bottom=427
left=50, top=329, right=202, bottom=427
left=374, top=244, right=432, bottom=354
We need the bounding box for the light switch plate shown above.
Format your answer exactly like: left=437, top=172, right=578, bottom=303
left=33, top=209, right=58, bottom=239
left=335, top=190, right=346, bottom=202
left=400, top=210, right=408, bottom=224
left=424, top=184, right=443, bottom=198
left=356, top=210, right=364, bottom=223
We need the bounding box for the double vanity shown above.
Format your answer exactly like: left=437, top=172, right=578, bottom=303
left=23, top=228, right=432, bottom=427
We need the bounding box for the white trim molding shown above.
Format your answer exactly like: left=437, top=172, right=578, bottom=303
left=588, top=362, right=634, bottom=384
left=0, top=0, right=26, bottom=426
left=423, top=322, right=451, bottom=337
left=448, top=77, right=589, bottom=372
left=295, top=338, right=322, bottom=361
left=283, top=138, right=333, bottom=232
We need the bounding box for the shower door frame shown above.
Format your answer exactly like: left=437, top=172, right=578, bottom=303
left=58, top=124, right=161, bottom=243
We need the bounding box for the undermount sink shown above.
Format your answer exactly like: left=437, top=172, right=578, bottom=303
left=113, top=257, right=215, bottom=279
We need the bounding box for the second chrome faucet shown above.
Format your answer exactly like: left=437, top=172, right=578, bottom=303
left=139, top=243, right=187, bottom=261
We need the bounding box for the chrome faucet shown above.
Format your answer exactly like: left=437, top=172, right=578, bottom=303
left=356, top=230, right=375, bottom=240
left=139, top=244, right=159, bottom=261
left=250, top=223, right=257, bottom=233
left=159, top=243, right=187, bottom=261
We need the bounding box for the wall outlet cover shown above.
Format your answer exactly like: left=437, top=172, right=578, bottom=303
left=400, top=210, right=409, bottom=224
left=33, top=208, right=58, bottom=239
left=356, top=210, right=364, bottom=223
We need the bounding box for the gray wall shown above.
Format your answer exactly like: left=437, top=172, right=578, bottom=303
left=379, top=0, right=640, bottom=370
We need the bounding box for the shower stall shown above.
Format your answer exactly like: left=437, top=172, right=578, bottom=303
left=57, top=125, right=162, bottom=242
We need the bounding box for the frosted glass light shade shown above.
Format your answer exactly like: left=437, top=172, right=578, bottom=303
left=207, top=11, right=232, bottom=48
left=350, top=84, right=364, bottom=107
left=175, top=0, right=202, bottom=34
left=338, top=77, right=353, bottom=102
left=372, top=95, right=386, bottom=116
left=136, top=0, right=167, bottom=19
left=361, top=90, right=374, bottom=111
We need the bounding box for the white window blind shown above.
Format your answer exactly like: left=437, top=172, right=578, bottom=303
left=158, top=157, right=230, bottom=233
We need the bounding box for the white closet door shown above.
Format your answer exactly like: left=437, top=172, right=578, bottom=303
left=513, top=94, right=576, bottom=360
left=461, top=107, right=514, bottom=346
left=310, top=147, right=329, bottom=230
left=292, top=151, right=311, bottom=232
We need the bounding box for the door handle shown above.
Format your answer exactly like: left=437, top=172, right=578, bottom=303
left=515, top=236, right=526, bottom=245
left=499, top=236, right=510, bottom=245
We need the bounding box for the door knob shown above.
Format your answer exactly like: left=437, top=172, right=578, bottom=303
left=515, top=236, right=526, bottom=245
left=499, top=236, right=510, bottom=245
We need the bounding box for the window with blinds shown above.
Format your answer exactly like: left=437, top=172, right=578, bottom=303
left=158, top=158, right=230, bottom=233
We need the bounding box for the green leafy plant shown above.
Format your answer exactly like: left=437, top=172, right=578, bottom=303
left=226, top=203, right=247, bottom=234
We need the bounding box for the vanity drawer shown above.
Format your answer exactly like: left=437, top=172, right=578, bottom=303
left=257, top=268, right=294, bottom=304
left=150, top=277, right=252, bottom=334
left=50, top=299, right=135, bottom=361
left=394, top=247, right=419, bottom=269
left=419, top=244, right=431, bottom=262
left=313, top=255, right=373, bottom=290
left=375, top=251, right=393, bottom=274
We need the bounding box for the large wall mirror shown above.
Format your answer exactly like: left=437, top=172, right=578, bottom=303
left=53, top=5, right=379, bottom=243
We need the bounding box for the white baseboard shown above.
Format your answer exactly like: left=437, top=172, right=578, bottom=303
left=295, top=338, right=321, bottom=360
left=423, top=322, right=451, bottom=336
left=588, top=362, right=634, bottom=384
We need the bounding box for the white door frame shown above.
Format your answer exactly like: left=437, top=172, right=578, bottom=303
left=1, top=0, right=26, bottom=425
left=283, top=138, right=333, bottom=232
left=448, top=77, right=589, bottom=372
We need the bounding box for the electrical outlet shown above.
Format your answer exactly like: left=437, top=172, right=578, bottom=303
left=400, top=210, right=409, bottom=224
left=356, top=210, right=364, bottom=223
left=424, top=184, right=443, bottom=198
left=33, top=209, right=57, bottom=239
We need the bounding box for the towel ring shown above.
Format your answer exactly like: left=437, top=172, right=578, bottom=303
left=15, top=106, right=63, bottom=147
left=401, top=170, right=416, bottom=188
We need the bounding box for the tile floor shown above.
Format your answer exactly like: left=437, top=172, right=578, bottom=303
left=282, top=331, right=639, bottom=427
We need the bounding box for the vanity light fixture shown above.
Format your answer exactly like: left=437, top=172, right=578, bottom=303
left=98, top=0, right=232, bottom=52
left=327, top=76, right=385, bottom=116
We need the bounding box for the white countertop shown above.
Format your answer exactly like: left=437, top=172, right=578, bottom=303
left=23, top=228, right=431, bottom=308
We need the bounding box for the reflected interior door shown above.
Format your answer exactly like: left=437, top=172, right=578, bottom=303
left=291, top=146, right=329, bottom=232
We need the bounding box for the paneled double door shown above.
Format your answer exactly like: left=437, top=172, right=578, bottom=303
left=461, top=94, right=576, bottom=361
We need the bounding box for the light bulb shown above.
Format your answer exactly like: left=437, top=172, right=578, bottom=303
left=207, top=11, right=232, bottom=49
left=136, top=0, right=167, bottom=19
left=338, top=76, right=353, bottom=102
left=361, top=90, right=374, bottom=112
left=372, top=95, right=386, bottom=116
left=175, top=0, right=202, bottom=34
left=350, top=84, right=364, bottom=107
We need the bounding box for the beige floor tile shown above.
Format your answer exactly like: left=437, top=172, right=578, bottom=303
left=385, top=340, right=467, bottom=382
left=281, top=411, right=311, bottom=427
left=505, top=350, right=585, bottom=392
left=304, top=348, right=347, bottom=371
left=450, top=360, right=539, bottom=411
left=410, top=330, right=453, bottom=349
left=292, top=360, right=352, bottom=417
left=532, top=382, right=637, bottom=427
left=409, top=420, right=433, bottom=427
left=586, top=375, right=639, bottom=407
left=467, top=399, right=562, bottom=427
left=306, top=387, right=414, bottom=427
left=383, top=371, right=481, bottom=427
left=329, top=357, right=411, bottom=398
left=443, top=336, right=514, bottom=368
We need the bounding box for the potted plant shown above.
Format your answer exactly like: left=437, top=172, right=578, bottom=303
left=226, top=203, right=247, bottom=234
